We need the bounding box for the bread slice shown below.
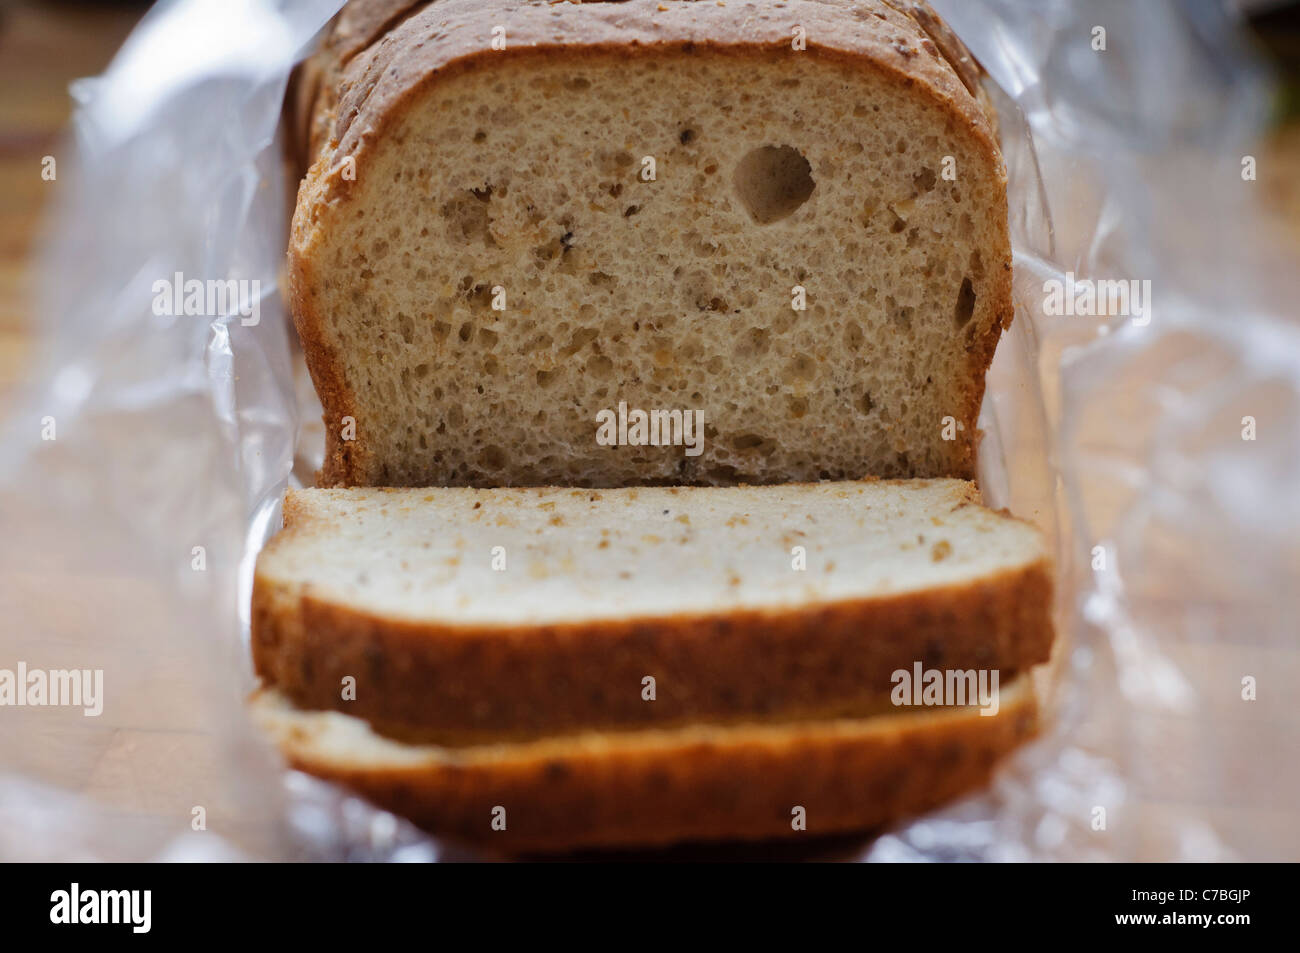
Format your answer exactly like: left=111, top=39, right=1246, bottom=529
left=252, top=480, right=1052, bottom=744
left=288, top=0, right=428, bottom=178
left=290, top=0, right=1012, bottom=487
left=252, top=676, right=1038, bottom=853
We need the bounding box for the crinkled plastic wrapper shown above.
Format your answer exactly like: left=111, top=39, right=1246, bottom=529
left=1, top=0, right=1296, bottom=861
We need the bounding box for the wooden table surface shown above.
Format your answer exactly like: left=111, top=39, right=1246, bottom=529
left=2, top=0, right=1298, bottom=861
left=0, top=0, right=147, bottom=412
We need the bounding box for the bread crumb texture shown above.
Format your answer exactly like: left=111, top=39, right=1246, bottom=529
left=260, top=480, right=1040, bottom=624
left=293, top=0, right=1010, bottom=487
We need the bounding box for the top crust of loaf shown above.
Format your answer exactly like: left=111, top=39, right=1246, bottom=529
left=290, top=0, right=1011, bottom=487
left=308, top=1, right=1001, bottom=192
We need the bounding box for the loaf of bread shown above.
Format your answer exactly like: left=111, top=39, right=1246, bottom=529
left=252, top=481, right=1052, bottom=745
left=263, top=1, right=1044, bottom=853
left=253, top=675, right=1037, bottom=853
left=289, top=0, right=1012, bottom=487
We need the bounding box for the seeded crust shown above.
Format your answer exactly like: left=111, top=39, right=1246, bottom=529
left=251, top=481, right=1052, bottom=745
left=289, top=0, right=1013, bottom=488
left=252, top=675, right=1037, bottom=853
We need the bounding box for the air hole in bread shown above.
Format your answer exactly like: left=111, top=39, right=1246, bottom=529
left=733, top=145, right=816, bottom=224
left=886, top=296, right=913, bottom=326
left=442, top=188, right=495, bottom=247
left=954, top=277, right=976, bottom=327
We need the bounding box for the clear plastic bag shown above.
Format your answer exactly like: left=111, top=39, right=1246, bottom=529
left=1, top=0, right=1296, bottom=861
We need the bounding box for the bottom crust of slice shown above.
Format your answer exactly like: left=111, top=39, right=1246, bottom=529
left=252, top=678, right=1038, bottom=854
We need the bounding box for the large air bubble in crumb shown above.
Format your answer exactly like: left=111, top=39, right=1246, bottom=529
left=733, top=145, right=816, bottom=224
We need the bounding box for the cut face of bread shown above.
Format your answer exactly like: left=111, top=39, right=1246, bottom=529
left=291, top=0, right=1012, bottom=487
left=252, top=480, right=1052, bottom=744
left=252, top=676, right=1038, bottom=853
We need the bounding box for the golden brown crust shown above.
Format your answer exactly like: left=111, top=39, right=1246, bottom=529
left=289, top=0, right=1011, bottom=487
left=282, top=57, right=322, bottom=182
left=251, top=486, right=1052, bottom=744
left=879, top=0, right=985, bottom=99
left=286, top=196, right=372, bottom=485
left=288, top=1, right=433, bottom=170
left=330, top=0, right=431, bottom=64
left=252, top=679, right=1038, bottom=853
left=320, top=1, right=1000, bottom=189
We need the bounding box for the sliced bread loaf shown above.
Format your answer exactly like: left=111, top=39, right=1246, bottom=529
left=252, top=480, right=1052, bottom=744
left=290, top=0, right=1012, bottom=487
left=252, top=675, right=1038, bottom=853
